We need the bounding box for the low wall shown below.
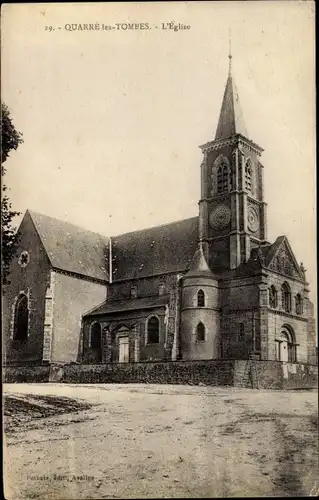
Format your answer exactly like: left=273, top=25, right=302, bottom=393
left=3, top=364, right=50, bottom=383
left=234, top=360, right=318, bottom=390
left=281, top=362, right=318, bottom=390
left=3, top=360, right=318, bottom=389
left=234, top=360, right=282, bottom=389
left=61, top=360, right=235, bottom=386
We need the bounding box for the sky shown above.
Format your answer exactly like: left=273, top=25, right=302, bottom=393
left=1, top=2, right=316, bottom=302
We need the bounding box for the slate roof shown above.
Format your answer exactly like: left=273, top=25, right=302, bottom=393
left=85, top=295, right=169, bottom=317
left=26, top=209, right=301, bottom=287
left=215, top=71, right=248, bottom=141
left=111, top=216, right=199, bottom=280
left=28, top=210, right=109, bottom=281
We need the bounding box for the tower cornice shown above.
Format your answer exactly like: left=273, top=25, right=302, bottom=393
left=199, top=134, right=264, bottom=156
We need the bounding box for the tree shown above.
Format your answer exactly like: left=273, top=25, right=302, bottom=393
left=1, top=102, right=23, bottom=285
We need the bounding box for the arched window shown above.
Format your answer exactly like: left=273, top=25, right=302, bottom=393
left=217, top=163, right=230, bottom=193
left=196, top=322, right=205, bottom=342
left=158, top=283, right=165, bottom=296
left=217, top=166, right=223, bottom=193
left=13, top=294, right=29, bottom=344
left=269, top=285, right=278, bottom=308
left=215, top=156, right=231, bottom=194
left=130, top=286, right=137, bottom=299
left=147, top=316, right=159, bottom=344
left=245, top=159, right=252, bottom=192
left=197, top=289, right=205, bottom=307
left=90, top=322, right=102, bottom=362
left=295, top=294, right=303, bottom=315
left=229, top=166, right=233, bottom=191
left=222, top=165, right=229, bottom=192
left=281, top=282, right=292, bottom=312
left=238, top=162, right=242, bottom=187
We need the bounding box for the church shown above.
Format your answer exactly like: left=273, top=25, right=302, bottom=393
left=3, top=52, right=317, bottom=377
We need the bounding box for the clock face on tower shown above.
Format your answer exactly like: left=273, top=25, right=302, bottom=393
left=247, top=206, right=260, bottom=233
left=209, top=204, right=231, bottom=230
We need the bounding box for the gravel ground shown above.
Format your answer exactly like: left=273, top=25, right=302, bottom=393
left=3, top=383, right=319, bottom=499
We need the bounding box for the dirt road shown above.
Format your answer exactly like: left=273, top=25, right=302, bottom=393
left=4, top=384, right=318, bottom=498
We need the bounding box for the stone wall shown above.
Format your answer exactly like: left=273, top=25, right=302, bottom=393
left=61, top=360, right=235, bottom=385
left=63, top=360, right=317, bottom=389
left=234, top=360, right=318, bottom=390
left=234, top=360, right=283, bottom=389
left=4, top=360, right=317, bottom=389
left=3, top=364, right=50, bottom=383
left=281, top=362, right=318, bottom=390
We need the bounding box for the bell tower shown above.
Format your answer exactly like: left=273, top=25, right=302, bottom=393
left=199, top=46, right=268, bottom=271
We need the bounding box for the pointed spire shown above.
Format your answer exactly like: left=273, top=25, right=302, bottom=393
left=187, top=239, right=213, bottom=276
left=215, top=38, right=248, bottom=141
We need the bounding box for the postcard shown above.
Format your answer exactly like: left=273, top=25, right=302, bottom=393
left=2, top=2, right=317, bottom=499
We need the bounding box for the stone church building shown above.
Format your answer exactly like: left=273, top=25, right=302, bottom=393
left=3, top=55, right=317, bottom=372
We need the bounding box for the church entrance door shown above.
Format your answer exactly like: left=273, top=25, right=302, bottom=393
left=280, top=340, right=289, bottom=362
left=119, top=336, right=129, bottom=363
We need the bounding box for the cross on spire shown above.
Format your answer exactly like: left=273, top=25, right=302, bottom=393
left=228, top=27, right=232, bottom=75
left=214, top=30, right=248, bottom=140
left=188, top=239, right=213, bottom=275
